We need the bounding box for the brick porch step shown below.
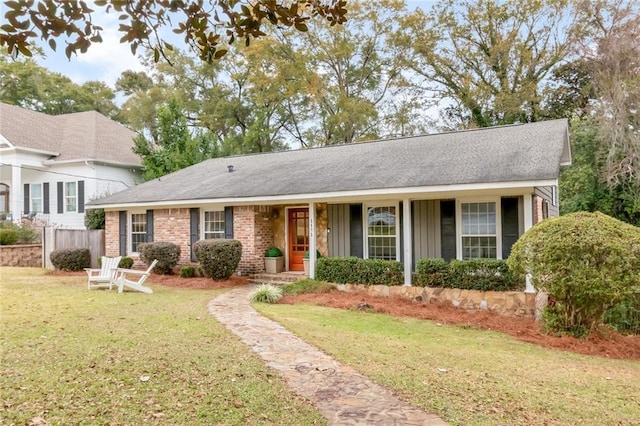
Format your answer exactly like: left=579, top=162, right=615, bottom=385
left=249, top=272, right=307, bottom=285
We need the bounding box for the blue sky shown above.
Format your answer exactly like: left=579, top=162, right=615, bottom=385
left=34, top=1, right=437, bottom=87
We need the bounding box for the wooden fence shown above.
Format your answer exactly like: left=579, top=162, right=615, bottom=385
left=43, top=228, right=105, bottom=269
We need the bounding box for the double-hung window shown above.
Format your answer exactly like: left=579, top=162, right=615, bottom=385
left=30, top=183, right=42, bottom=213
left=130, top=213, right=147, bottom=253
left=460, top=201, right=498, bottom=259
left=203, top=210, right=225, bottom=239
left=65, top=182, right=77, bottom=212
left=365, top=205, right=398, bottom=260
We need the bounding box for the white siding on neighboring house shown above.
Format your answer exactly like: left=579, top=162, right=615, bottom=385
left=92, top=163, right=141, bottom=199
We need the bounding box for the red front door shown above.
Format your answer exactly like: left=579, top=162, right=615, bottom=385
left=288, top=208, right=309, bottom=271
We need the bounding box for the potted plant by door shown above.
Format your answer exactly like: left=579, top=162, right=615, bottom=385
left=264, top=247, right=284, bottom=273
left=303, top=250, right=322, bottom=275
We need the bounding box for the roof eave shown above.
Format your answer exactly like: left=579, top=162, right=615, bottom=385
left=91, top=179, right=557, bottom=210
left=43, top=158, right=142, bottom=168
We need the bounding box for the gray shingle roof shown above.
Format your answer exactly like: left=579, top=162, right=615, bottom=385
left=0, top=103, right=141, bottom=166
left=90, top=119, right=570, bottom=207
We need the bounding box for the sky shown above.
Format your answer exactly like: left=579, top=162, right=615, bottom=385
left=31, top=1, right=437, bottom=87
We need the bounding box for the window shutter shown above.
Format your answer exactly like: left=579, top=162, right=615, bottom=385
left=119, top=211, right=127, bottom=256
left=398, top=202, right=404, bottom=264
left=440, top=200, right=456, bottom=262
left=349, top=204, right=363, bottom=258
left=501, top=197, right=519, bottom=259
left=77, top=181, right=85, bottom=213
left=190, top=208, right=200, bottom=261
left=43, top=183, right=50, bottom=214
left=57, top=182, right=63, bottom=214
left=224, top=206, right=233, bottom=239
left=146, top=210, right=154, bottom=242
left=23, top=183, right=30, bottom=214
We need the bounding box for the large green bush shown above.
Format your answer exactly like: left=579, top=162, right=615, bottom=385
left=84, top=208, right=105, bottom=230
left=414, top=258, right=519, bottom=290
left=193, top=239, right=242, bottom=280
left=508, top=212, right=640, bottom=337
left=0, top=226, right=18, bottom=245
left=50, top=248, right=91, bottom=271
left=138, top=242, right=181, bottom=274
left=316, top=257, right=403, bottom=286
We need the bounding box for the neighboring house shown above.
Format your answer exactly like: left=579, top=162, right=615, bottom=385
left=90, top=119, right=571, bottom=285
left=0, top=103, right=142, bottom=229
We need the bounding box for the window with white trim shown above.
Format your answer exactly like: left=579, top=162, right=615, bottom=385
left=366, top=205, right=398, bottom=260
left=30, top=183, right=42, bottom=213
left=65, top=182, right=77, bottom=212
left=203, top=210, right=225, bottom=239
left=130, top=213, right=147, bottom=253
left=461, top=202, right=497, bottom=259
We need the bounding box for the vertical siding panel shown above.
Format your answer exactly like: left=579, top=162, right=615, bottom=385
left=328, top=204, right=351, bottom=257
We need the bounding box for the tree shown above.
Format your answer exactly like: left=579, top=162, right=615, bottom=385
left=133, top=98, right=221, bottom=181
left=283, top=0, right=424, bottom=145
left=404, top=0, right=577, bottom=128
left=1, top=0, right=347, bottom=63
left=0, top=53, right=118, bottom=116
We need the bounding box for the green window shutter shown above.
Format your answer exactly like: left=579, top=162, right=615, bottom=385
left=190, top=208, right=199, bottom=261
left=440, top=200, right=456, bottom=262
left=349, top=204, right=363, bottom=258
left=146, top=210, right=154, bottom=242
left=43, top=183, right=50, bottom=214
left=23, top=183, right=30, bottom=214
left=77, top=181, right=85, bottom=213
left=224, top=206, right=233, bottom=239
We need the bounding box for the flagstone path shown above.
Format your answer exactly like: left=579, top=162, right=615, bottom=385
left=208, top=285, right=447, bottom=425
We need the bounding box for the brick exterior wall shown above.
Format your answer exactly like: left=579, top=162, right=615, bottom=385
left=234, top=206, right=274, bottom=275
left=533, top=195, right=544, bottom=225
left=0, top=244, right=42, bottom=267
left=105, top=211, right=120, bottom=257
left=153, top=208, right=191, bottom=264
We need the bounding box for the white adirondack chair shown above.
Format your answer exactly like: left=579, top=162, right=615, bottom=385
left=114, top=259, right=158, bottom=294
left=85, top=256, right=122, bottom=290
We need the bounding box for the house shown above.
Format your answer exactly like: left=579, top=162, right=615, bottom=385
left=89, top=119, right=571, bottom=285
left=0, top=103, right=142, bottom=229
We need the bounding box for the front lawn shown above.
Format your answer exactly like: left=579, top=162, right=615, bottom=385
left=0, top=268, right=325, bottom=425
left=256, top=302, right=640, bottom=425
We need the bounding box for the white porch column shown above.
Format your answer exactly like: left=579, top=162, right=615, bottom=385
left=10, top=162, right=22, bottom=223
left=523, top=193, right=533, bottom=231
left=523, top=194, right=535, bottom=293
left=402, top=198, right=412, bottom=286
left=308, top=202, right=317, bottom=279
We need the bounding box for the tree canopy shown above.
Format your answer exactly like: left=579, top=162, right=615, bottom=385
left=1, top=0, right=347, bottom=63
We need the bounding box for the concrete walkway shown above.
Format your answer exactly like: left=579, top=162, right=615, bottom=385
left=208, top=285, right=447, bottom=425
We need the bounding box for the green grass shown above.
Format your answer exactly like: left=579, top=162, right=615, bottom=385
left=0, top=268, right=325, bottom=425
left=255, top=302, right=640, bottom=426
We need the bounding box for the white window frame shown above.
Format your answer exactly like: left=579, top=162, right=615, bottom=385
left=551, top=185, right=558, bottom=207
left=129, top=211, right=147, bottom=254
left=65, top=182, right=77, bottom=213
left=456, top=197, right=502, bottom=260
left=30, top=183, right=42, bottom=213
left=202, top=209, right=225, bottom=239
left=363, top=202, right=400, bottom=261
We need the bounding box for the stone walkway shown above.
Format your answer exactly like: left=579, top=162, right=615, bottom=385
left=208, top=285, right=447, bottom=426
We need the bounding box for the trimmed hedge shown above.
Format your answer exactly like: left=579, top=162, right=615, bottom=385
left=415, top=258, right=520, bottom=291
left=138, top=242, right=180, bottom=274
left=315, top=257, right=404, bottom=285
left=50, top=248, right=91, bottom=271
left=193, top=239, right=242, bottom=280
left=508, top=211, right=640, bottom=337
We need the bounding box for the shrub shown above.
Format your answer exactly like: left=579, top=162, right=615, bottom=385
left=193, top=239, right=242, bottom=280
left=50, top=248, right=91, bottom=271
left=264, top=246, right=283, bottom=257
left=448, top=259, right=518, bottom=291
left=283, top=279, right=335, bottom=295
left=138, top=242, right=180, bottom=274
left=508, top=212, right=640, bottom=337
left=316, top=257, right=403, bottom=285
left=415, top=258, right=449, bottom=287
left=0, top=226, right=18, bottom=245
left=119, top=257, right=134, bottom=269
left=304, top=250, right=322, bottom=259
left=414, top=258, right=519, bottom=290
left=249, top=284, right=283, bottom=303
left=84, top=208, right=105, bottom=230
left=180, top=265, right=196, bottom=278
left=0, top=222, right=39, bottom=245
